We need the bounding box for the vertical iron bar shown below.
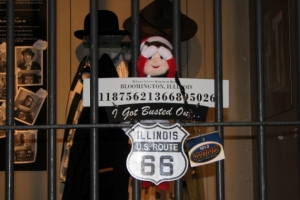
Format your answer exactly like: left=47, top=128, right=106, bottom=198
left=5, top=1, right=15, bottom=200
left=173, top=0, right=181, bottom=75
left=130, top=0, right=139, bottom=78
left=172, top=0, right=182, bottom=200
left=255, top=0, right=267, bottom=199
left=213, top=0, right=225, bottom=200
left=90, top=0, right=99, bottom=200
left=295, top=0, right=300, bottom=199
left=131, top=0, right=140, bottom=199
left=48, top=0, right=57, bottom=200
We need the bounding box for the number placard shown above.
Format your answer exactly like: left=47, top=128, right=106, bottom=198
left=83, top=78, right=229, bottom=108
left=126, top=123, right=190, bottom=184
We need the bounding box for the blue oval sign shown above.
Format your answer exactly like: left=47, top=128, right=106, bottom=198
left=190, top=143, right=221, bottom=163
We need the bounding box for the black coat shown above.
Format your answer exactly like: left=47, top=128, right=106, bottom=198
left=62, top=54, right=130, bottom=200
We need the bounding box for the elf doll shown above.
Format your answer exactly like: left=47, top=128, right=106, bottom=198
left=136, top=36, right=176, bottom=190
left=137, top=36, right=176, bottom=78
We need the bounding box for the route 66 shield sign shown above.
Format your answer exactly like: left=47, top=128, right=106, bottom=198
left=125, top=122, right=190, bottom=185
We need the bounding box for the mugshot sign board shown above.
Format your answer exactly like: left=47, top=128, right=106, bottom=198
left=83, top=78, right=229, bottom=108
left=125, top=123, right=189, bottom=185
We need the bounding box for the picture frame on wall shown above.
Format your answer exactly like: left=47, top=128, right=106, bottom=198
left=14, top=130, right=37, bottom=164
left=15, top=46, right=43, bottom=86
left=14, top=87, right=48, bottom=125
left=0, top=0, right=48, bottom=172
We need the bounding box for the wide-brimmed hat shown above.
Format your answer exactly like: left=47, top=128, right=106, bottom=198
left=123, top=0, right=198, bottom=41
left=74, top=10, right=128, bottom=40
left=21, top=48, right=35, bottom=57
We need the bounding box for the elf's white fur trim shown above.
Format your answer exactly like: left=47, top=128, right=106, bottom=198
left=140, top=36, right=173, bottom=51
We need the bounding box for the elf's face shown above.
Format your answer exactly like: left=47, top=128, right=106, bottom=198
left=144, top=52, right=169, bottom=77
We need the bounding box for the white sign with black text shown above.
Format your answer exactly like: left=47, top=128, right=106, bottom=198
left=83, top=78, right=229, bottom=108
left=126, top=123, right=190, bottom=185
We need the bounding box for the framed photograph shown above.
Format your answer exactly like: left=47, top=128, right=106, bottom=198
left=263, top=0, right=292, bottom=118
left=15, top=46, right=43, bottom=86
left=14, top=130, right=37, bottom=164
left=14, top=87, right=48, bottom=125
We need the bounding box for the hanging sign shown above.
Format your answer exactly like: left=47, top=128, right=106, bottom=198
left=105, top=103, right=209, bottom=122
left=126, top=122, right=190, bottom=185
left=186, top=131, right=225, bottom=167
left=83, top=78, right=229, bottom=108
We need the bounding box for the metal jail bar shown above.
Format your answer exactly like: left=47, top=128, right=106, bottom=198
left=254, top=0, right=267, bottom=199
left=130, top=0, right=141, bottom=199
left=4, top=0, right=300, bottom=200
left=90, top=1, right=101, bottom=200
left=47, top=0, right=57, bottom=200
left=5, top=0, right=15, bottom=200
left=172, top=0, right=183, bottom=199
left=297, top=1, right=300, bottom=199
left=213, top=0, right=225, bottom=200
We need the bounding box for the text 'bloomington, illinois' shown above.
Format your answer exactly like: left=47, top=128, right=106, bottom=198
left=120, top=80, right=193, bottom=90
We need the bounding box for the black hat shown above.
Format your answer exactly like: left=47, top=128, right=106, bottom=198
left=74, top=10, right=128, bottom=40
left=21, top=48, right=35, bottom=57
left=123, top=0, right=198, bottom=42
